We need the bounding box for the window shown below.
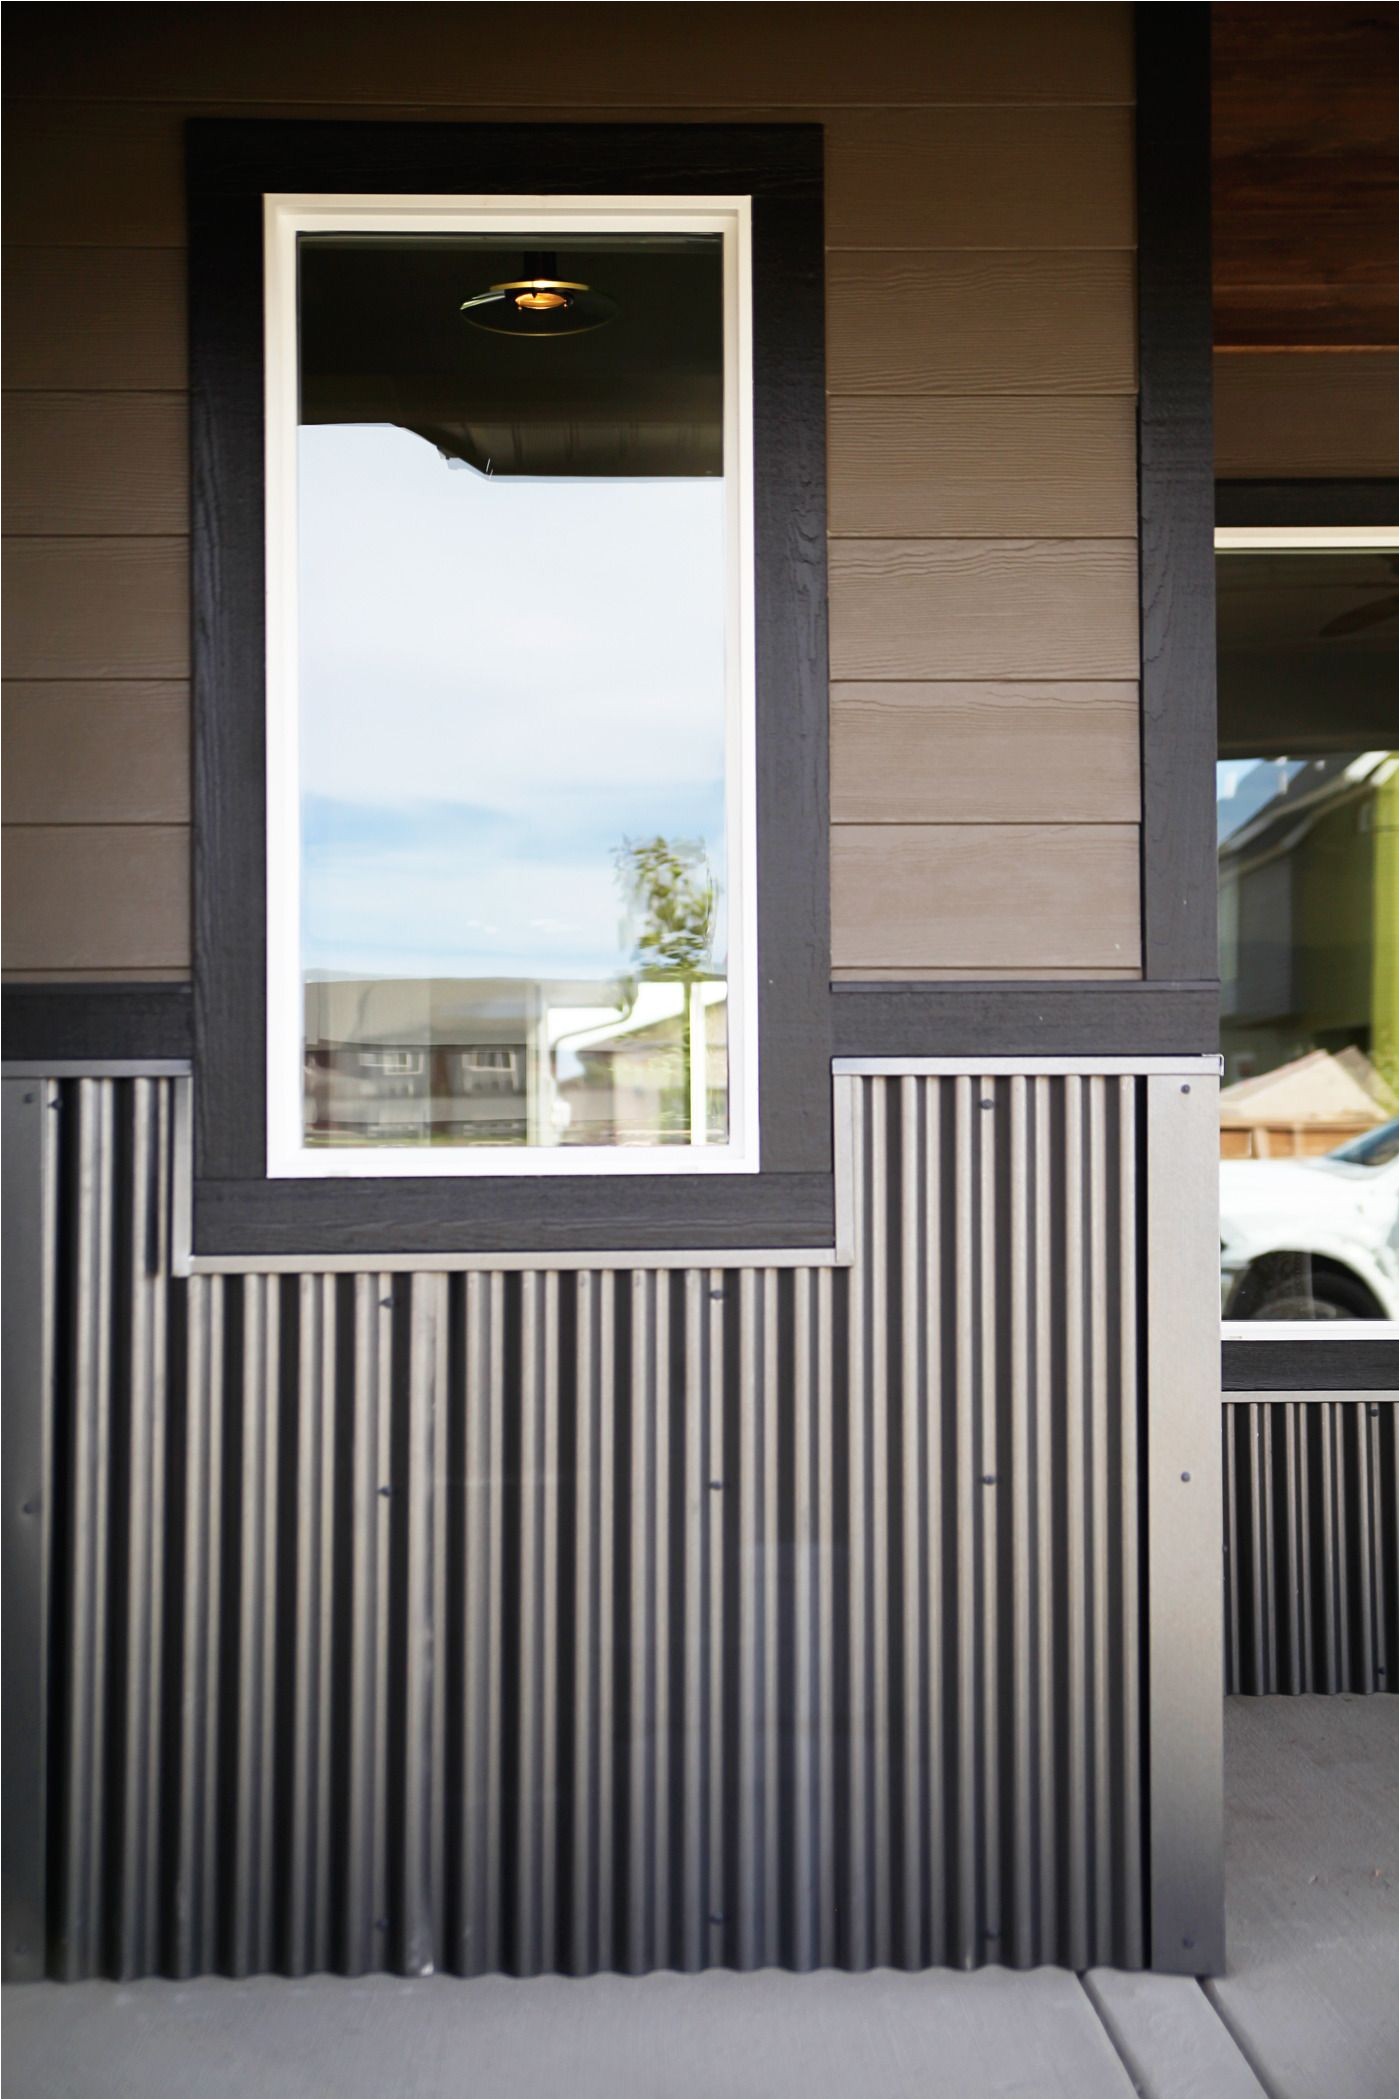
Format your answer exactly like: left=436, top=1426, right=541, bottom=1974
left=189, top=123, right=829, bottom=1259
left=266, top=197, right=756, bottom=1177
left=1216, top=531, right=1399, bottom=1333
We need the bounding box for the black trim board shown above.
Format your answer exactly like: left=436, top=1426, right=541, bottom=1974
left=1136, top=3, right=1217, bottom=987
left=1224, top=1341, right=1398, bottom=1394
left=1216, top=479, right=1398, bottom=530
left=1, top=985, right=192, bottom=1063
left=189, top=119, right=830, bottom=1257
left=833, top=983, right=1219, bottom=1058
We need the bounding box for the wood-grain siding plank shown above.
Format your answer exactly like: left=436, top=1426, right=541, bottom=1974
left=5, top=4, right=1134, bottom=108
left=831, top=822, right=1141, bottom=971
left=829, top=539, right=1140, bottom=681
left=827, top=253, right=1138, bottom=395
left=830, top=682, right=1140, bottom=823
left=1213, top=349, right=1399, bottom=477
left=2, top=683, right=190, bottom=824
left=827, top=398, right=1137, bottom=538
left=2, top=393, right=188, bottom=534
left=2, top=249, right=187, bottom=391
left=826, top=106, right=1136, bottom=249
left=2, top=823, right=190, bottom=970
left=3, top=539, right=188, bottom=679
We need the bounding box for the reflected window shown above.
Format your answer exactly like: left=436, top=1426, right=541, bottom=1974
left=264, top=201, right=755, bottom=1175
left=1217, top=545, right=1398, bottom=1323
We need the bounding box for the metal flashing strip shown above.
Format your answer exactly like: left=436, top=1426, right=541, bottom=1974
left=1224, top=1321, right=1399, bottom=1345
left=1, top=1060, right=193, bottom=1079
left=1224, top=1391, right=1398, bottom=1406
left=837, top=1055, right=1223, bottom=1078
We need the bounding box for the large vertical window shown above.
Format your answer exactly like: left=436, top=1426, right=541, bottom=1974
left=1217, top=533, right=1398, bottom=1330
left=264, top=199, right=757, bottom=1177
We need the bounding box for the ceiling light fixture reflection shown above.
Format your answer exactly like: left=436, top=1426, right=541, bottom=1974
left=460, top=250, right=618, bottom=336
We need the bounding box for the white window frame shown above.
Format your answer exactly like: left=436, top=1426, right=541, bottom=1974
left=1216, top=521, right=1400, bottom=1342
left=263, top=193, right=759, bottom=1179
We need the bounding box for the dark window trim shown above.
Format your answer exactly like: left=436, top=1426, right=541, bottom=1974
left=187, top=118, right=830, bottom=1258
left=1136, top=1, right=1218, bottom=987
left=1216, top=478, right=1398, bottom=529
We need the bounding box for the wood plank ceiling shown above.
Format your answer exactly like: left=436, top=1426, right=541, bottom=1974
left=1213, top=2, right=1398, bottom=350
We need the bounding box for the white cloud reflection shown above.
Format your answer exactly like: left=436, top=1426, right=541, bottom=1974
left=298, top=423, right=728, bottom=979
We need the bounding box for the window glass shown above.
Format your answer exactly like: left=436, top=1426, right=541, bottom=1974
left=1216, top=549, right=1398, bottom=1321
left=272, top=215, right=753, bottom=1170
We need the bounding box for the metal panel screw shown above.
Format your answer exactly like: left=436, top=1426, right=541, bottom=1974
left=979, top=1098, right=994, bottom=1110
left=709, top=1287, right=725, bottom=1300
left=379, top=1297, right=393, bottom=1309
left=709, top=1912, right=725, bottom=1927
left=21, top=1092, right=34, bottom=1105
left=982, top=1474, right=997, bottom=1486
left=1180, top=1471, right=1191, bottom=1483
left=378, top=1484, right=393, bottom=1498
left=709, top=1479, right=724, bottom=1491
left=1181, top=1935, right=1195, bottom=1951
left=1181, top=1084, right=1191, bottom=1094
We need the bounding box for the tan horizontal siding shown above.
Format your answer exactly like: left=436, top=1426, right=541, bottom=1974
left=831, top=683, right=1140, bottom=824
left=828, top=398, right=1137, bottom=538
left=2, top=684, right=190, bottom=824
left=827, top=253, right=1137, bottom=395
left=2, top=825, right=190, bottom=971
left=825, top=106, right=1135, bottom=248
left=1214, top=349, right=1399, bottom=478
left=2, top=393, right=188, bottom=533
left=3, top=539, right=188, bottom=679
left=830, top=540, right=1139, bottom=682
left=2, top=249, right=187, bottom=390
left=6, top=5, right=1133, bottom=109
left=832, top=825, right=1141, bottom=971
left=3, top=3, right=1140, bottom=985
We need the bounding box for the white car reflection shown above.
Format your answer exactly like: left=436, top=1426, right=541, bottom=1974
left=1220, top=1119, right=1399, bottom=1321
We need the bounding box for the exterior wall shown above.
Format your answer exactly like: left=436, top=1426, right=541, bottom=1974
left=1, top=2, right=1140, bottom=982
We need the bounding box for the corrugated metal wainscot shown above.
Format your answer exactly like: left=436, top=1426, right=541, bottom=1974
left=1224, top=1396, right=1397, bottom=1696
left=2, top=1062, right=1227, bottom=1981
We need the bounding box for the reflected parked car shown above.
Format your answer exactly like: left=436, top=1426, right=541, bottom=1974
left=1220, top=1118, right=1399, bottom=1320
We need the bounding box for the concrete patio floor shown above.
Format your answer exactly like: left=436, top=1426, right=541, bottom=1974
left=4, top=1696, right=1395, bottom=2100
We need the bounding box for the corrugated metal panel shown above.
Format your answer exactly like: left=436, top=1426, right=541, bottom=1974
left=1224, top=1399, right=1398, bottom=1696
left=37, top=1071, right=1150, bottom=1979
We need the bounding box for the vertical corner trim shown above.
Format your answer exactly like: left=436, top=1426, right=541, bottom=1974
left=1144, top=1068, right=1226, bottom=1973
left=1135, top=1, right=1219, bottom=985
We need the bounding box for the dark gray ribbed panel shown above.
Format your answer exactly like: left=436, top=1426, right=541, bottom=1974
left=1224, top=1399, right=1398, bottom=1696
left=39, top=1072, right=1148, bottom=1980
